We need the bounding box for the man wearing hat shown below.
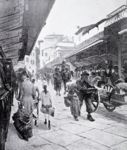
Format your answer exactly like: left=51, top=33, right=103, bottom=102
left=76, top=71, right=95, bottom=121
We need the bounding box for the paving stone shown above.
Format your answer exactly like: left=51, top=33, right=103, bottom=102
left=67, top=138, right=109, bottom=150
left=6, top=145, right=35, bottom=150
left=55, top=111, right=70, bottom=120
left=95, top=118, right=116, bottom=125
left=80, top=129, right=126, bottom=147
left=104, top=126, right=127, bottom=138
left=34, top=144, right=66, bottom=150
left=97, top=107, right=127, bottom=122
left=7, top=143, right=66, bottom=150
left=111, top=141, right=127, bottom=150
left=112, top=123, right=127, bottom=129
left=55, top=118, right=73, bottom=127
left=6, top=124, right=28, bottom=150
left=6, top=85, right=127, bottom=150
left=118, top=110, right=127, bottom=115
left=30, top=141, right=66, bottom=150
left=40, top=130, right=82, bottom=146
left=33, top=124, right=58, bottom=136
left=74, top=119, right=112, bottom=130
left=60, top=123, right=92, bottom=134
left=29, top=136, right=49, bottom=146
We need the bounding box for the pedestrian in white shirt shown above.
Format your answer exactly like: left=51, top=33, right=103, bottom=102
left=40, top=83, right=52, bottom=129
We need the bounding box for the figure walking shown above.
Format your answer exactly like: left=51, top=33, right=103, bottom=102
left=13, top=70, right=36, bottom=141
left=76, top=71, right=95, bottom=121
left=40, top=83, right=53, bottom=129
left=53, top=67, right=62, bottom=96
left=67, top=88, right=80, bottom=121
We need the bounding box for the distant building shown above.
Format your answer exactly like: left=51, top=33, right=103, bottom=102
left=38, top=34, right=63, bottom=68
left=74, top=21, right=105, bottom=45
left=24, top=48, right=36, bottom=75
left=38, top=34, right=75, bottom=68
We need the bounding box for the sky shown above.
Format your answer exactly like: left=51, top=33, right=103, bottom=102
left=37, top=0, right=126, bottom=41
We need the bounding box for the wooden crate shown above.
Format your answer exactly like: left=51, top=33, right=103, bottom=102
left=110, top=94, right=127, bottom=105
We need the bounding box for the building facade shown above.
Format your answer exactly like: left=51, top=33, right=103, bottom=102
left=39, top=34, right=64, bottom=68
left=24, top=48, right=36, bottom=75
left=38, top=34, right=75, bottom=68
left=66, top=5, right=127, bottom=77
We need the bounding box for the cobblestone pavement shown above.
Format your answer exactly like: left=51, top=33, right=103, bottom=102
left=6, top=84, right=127, bottom=150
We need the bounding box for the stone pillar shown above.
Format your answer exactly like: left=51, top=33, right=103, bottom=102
left=118, top=39, right=122, bottom=78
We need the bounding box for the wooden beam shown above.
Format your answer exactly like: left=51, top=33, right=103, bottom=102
left=0, top=29, right=22, bottom=40
left=0, top=36, right=21, bottom=47
left=0, top=12, right=23, bottom=24
left=0, top=3, right=24, bottom=18
left=3, top=42, right=23, bottom=53
left=6, top=51, right=19, bottom=58
left=0, top=22, right=22, bottom=32
left=0, top=17, right=23, bottom=29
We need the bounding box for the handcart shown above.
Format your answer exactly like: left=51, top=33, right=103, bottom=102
left=97, top=83, right=127, bottom=112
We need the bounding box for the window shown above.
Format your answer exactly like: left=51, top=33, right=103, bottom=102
left=42, top=51, right=43, bottom=56
left=31, top=60, right=34, bottom=65
left=45, top=52, right=47, bottom=57
left=26, top=57, right=29, bottom=62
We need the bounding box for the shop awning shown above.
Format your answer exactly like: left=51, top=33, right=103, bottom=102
left=66, top=39, right=103, bottom=59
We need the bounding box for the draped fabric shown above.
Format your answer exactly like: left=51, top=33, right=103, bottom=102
left=0, top=59, right=14, bottom=150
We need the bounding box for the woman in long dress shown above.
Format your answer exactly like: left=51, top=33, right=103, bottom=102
left=13, top=71, right=35, bottom=141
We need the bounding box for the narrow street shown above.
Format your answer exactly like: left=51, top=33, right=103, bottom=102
left=0, top=1, right=127, bottom=150
left=6, top=84, right=127, bottom=150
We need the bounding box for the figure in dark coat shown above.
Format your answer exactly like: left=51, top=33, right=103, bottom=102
left=76, top=71, right=96, bottom=122
left=61, top=60, right=71, bottom=94
left=53, top=67, right=62, bottom=96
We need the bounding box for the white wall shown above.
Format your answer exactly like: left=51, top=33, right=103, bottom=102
left=39, top=35, right=63, bottom=68
left=74, top=21, right=105, bottom=45
left=24, top=49, right=36, bottom=75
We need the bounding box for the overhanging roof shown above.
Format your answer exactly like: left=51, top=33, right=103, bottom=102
left=0, top=0, right=55, bottom=64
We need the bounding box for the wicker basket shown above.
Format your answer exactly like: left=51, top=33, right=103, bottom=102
left=64, top=97, right=71, bottom=107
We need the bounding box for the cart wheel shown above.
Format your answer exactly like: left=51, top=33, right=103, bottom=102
left=103, top=103, right=116, bottom=112
left=103, top=84, right=113, bottom=93
left=91, top=93, right=99, bottom=112
left=103, top=84, right=116, bottom=111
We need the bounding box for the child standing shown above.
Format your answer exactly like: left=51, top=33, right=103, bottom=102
left=40, top=83, right=52, bottom=129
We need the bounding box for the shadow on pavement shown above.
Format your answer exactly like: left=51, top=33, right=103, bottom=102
left=34, top=122, right=49, bottom=131
left=96, top=106, right=127, bottom=124
left=8, top=123, right=17, bottom=134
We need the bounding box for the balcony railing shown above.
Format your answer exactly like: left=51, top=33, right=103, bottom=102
left=77, top=32, right=104, bottom=50
left=105, top=5, right=127, bottom=27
